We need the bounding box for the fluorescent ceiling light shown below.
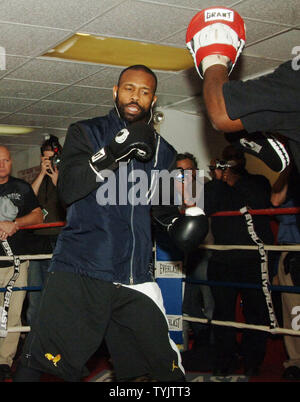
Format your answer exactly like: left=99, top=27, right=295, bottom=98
left=43, top=34, right=194, bottom=71
left=0, top=125, right=34, bottom=135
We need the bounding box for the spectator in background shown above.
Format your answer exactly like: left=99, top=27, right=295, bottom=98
left=0, top=146, right=43, bottom=381
left=204, top=145, right=275, bottom=377
left=271, top=164, right=300, bottom=380
left=175, top=153, right=215, bottom=357
left=26, top=136, right=65, bottom=326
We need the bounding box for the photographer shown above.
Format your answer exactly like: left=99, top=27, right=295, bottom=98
left=204, top=145, right=275, bottom=377
left=26, top=136, right=65, bottom=326
left=31, top=136, right=61, bottom=195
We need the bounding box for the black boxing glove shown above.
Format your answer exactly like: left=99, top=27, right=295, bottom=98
left=168, top=207, right=208, bottom=253
left=89, top=121, right=156, bottom=179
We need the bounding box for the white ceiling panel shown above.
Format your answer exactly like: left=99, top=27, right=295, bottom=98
left=80, top=0, right=196, bottom=42
left=157, top=69, right=202, bottom=96
left=0, top=23, right=70, bottom=57
left=0, top=97, right=35, bottom=112
left=234, top=0, right=300, bottom=26
left=0, top=79, right=66, bottom=99
left=0, top=112, right=71, bottom=127
left=73, top=105, right=113, bottom=118
left=0, top=55, right=30, bottom=78
left=20, top=100, right=95, bottom=117
left=7, top=58, right=104, bottom=84
left=244, top=29, right=300, bottom=60
left=137, top=0, right=236, bottom=9
left=0, top=0, right=123, bottom=29
left=44, top=85, right=112, bottom=105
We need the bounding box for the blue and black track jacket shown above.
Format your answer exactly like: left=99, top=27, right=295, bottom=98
left=49, top=109, right=178, bottom=285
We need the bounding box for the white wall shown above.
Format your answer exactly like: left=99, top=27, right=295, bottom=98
left=157, top=108, right=228, bottom=177
left=11, top=147, right=41, bottom=177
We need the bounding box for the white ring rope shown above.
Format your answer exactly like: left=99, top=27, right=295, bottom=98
left=183, top=316, right=300, bottom=336
left=2, top=247, right=300, bottom=335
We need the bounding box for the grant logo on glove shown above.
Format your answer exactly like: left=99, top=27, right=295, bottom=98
left=204, top=8, right=234, bottom=22
left=186, top=7, right=246, bottom=78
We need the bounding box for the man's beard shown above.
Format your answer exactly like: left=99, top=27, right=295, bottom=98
left=115, top=98, right=150, bottom=123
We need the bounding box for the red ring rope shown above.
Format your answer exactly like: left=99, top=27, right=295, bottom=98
left=212, top=207, right=300, bottom=217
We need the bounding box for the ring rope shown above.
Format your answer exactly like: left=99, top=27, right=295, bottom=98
left=183, top=316, right=300, bottom=336
left=184, top=278, right=300, bottom=294
left=3, top=209, right=300, bottom=336
left=212, top=207, right=300, bottom=217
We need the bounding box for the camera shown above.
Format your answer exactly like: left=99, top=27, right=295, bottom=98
left=49, top=150, right=61, bottom=170
left=41, top=135, right=62, bottom=172
left=209, top=159, right=236, bottom=171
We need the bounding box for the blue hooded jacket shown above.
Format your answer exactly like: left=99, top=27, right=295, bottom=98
left=50, top=110, right=176, bottom=285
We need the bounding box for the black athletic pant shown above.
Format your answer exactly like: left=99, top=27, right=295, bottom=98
left=16, top=271, right=184, bottom=382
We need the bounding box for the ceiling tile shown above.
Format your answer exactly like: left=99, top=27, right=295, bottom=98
left=45, top=85, right=111, bottom=104
left=0, top=97, right=35, bottom=112
left=7, top=58, right=104, bottom=84
left=80, top=0, right=196, bottom=42
left=0, top=113, right=65, bottom=127
left=0, top=0, right=123, bottom=29
left=0, top=22, right=70, bottom=57
left=0, top=79, right=66, bottom=99
left=244, top=29, right=300, bottom=60
left=20, top=100, right=94, bottom=116
left=72, top=105, right=113, bottom=118
left=231, top=55, right=282, bottom=80
left=0, top=112, right=77, bottom=130
left=243, top=19, right=293, bottom=46
left=137, top=0, right=234, bottom=9
left=156, top=93, right=188, bottom=107
left=234, top=0, right=300, bottom=26
left=0, top=55, right=30, bottom=78
left=157, top=68, right=202, bottom=96
left=75, top=66, right=124, bottom=88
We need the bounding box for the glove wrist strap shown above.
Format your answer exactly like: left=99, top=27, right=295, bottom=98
left=202, top=54, right=230, bottom=75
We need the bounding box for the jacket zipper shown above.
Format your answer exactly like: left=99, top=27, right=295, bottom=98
left=129, top=160, right=135, bottom=285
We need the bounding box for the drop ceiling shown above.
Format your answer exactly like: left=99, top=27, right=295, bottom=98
left=0, top=0, right=299, bottom=152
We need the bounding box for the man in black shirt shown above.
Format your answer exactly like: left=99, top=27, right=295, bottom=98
left=0, top=146, right=43, bottom=381
left=204, top=146, right=275, bottom=376
left=26, top=136, right=65, bottom=326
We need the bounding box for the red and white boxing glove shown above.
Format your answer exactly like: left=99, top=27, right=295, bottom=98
left=186, top=7, right=246, bottom=78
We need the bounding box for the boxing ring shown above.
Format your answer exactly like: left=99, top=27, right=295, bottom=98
left=1, top=208, right=300, bottom=344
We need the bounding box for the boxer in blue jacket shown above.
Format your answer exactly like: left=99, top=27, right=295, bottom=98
left=14, top=65, right=207, bottom=382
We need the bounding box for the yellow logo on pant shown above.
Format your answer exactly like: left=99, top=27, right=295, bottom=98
left=45, top=353, right=61, bottom=367
left=172, top=360, right=179, bottom=371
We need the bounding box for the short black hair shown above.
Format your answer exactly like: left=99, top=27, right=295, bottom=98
left=176, top=152, right=198, bottom=169
left=118, top=65, right=158, bottom=92
left=41, top=135, right=62, bottom=155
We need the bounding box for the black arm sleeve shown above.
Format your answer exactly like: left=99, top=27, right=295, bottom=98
left=223, top=61, right=300, bottom=139
left=57, top=124, right=100, bottom=205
